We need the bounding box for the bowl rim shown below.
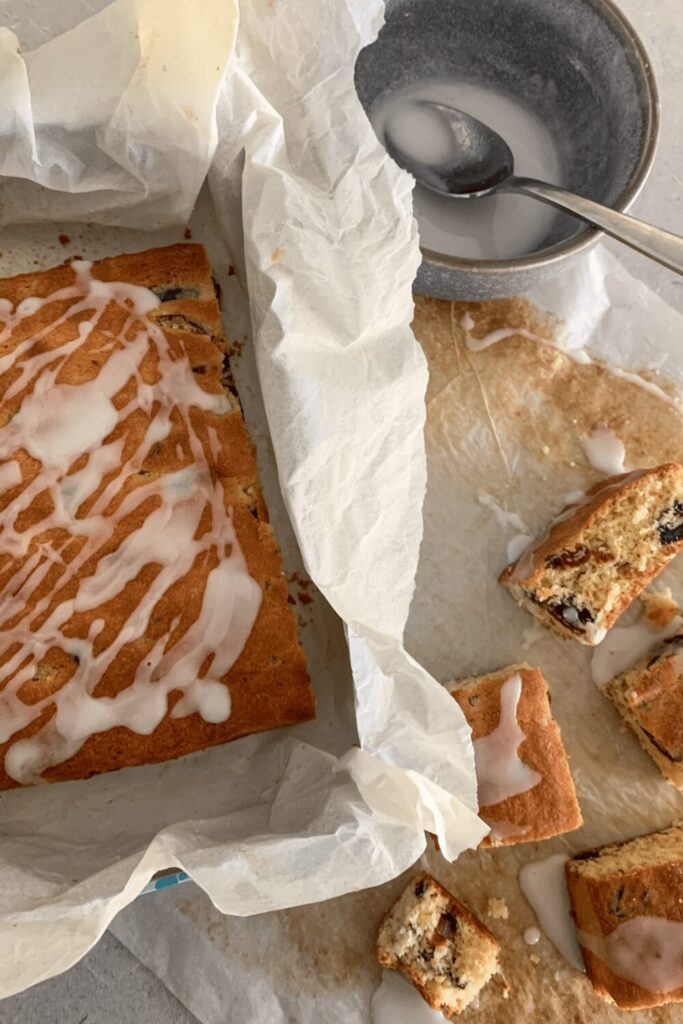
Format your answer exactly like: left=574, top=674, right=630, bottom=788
left=417, top=0, right=661, bottom=276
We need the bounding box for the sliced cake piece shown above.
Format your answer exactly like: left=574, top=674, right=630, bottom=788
left=605, top=634, right=683, bottom=789
left=499, top=465, right=683, bottom=645
left=448, top=664, right=581, bottom=847
left=566, top=823, right=683, bottom=1010
left=376, top=873, right=500, bottom=1017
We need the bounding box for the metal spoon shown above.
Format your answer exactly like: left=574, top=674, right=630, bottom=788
left=384, top=101, right=683, bottom=274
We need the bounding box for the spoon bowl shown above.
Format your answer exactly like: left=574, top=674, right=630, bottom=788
left=384, top=101, right=515, bottom=199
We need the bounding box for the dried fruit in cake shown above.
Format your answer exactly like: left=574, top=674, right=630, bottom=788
left=499, top=465, right=683, bottom=645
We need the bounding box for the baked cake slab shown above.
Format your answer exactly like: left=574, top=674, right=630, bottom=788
left=0, top=243, right=315, bottom=789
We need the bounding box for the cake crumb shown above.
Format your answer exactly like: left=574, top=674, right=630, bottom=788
left=183, top=227, right=192, bottom=239
left=487, top=897, right=509, bottom=920
left=58, top=233, right=70, bottom=245
left=640, top=587, right=680, bottom=630
left=530, top=953, right=540, bottom=964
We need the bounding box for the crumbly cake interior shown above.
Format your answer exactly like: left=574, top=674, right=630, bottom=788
left=377, top=874, right=499, bottom=1016
left=570, top=823, right=683, bottom=879
left=508, top=466, right=683, bottom=639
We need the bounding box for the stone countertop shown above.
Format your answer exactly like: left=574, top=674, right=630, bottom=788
left=1, top=0, right=681, bottom=1021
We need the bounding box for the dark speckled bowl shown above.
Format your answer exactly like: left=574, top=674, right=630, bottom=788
left=355, top=0, right=659, bottom=299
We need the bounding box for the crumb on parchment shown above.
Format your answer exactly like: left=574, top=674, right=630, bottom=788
left=487, top=897, right=509, bottom=920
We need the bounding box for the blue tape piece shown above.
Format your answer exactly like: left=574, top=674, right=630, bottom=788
left=140, top=870, right=189, bottom=896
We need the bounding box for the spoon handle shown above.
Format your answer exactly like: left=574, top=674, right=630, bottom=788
left=509, top=177, right=683, bottom=276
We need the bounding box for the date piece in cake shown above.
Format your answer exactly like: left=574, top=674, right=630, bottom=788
left=566, top=823, right=683, bottom=1010
left=606, top=635, right=683, bottom=789
left=499, top=465, right=683, bottom=646
left=0, top=244, right=315, bottom=789
left=376, top=873, right=500, bottom=1017
left=449, top=664, right=581, bottom=847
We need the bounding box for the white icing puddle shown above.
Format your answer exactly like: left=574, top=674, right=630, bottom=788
left=0, top=261, right=262, bottom=782
left=579, top=917, right=683, bottom=994
left=524, top=926, right=541, bottom=945
left=473, top=673, right=542, bottom=807
left=581, top=424, right=626, bottom=476
left=518, top=853, right=585, bottom=972
left=371, top=971, right=444, bottom=1024
left=591, top=615, right=683, bottom=689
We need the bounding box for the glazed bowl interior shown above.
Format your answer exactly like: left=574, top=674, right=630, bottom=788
left=354, top=0, right=658, bottom=277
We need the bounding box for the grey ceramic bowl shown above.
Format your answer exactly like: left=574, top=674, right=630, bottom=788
left=355, top=0, right=659, bottom=300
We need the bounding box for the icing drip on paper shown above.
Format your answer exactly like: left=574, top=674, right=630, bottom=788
left=473, top=674, right=542, bottom=807
left=0, top=261, right=262, bottom=783
left=578, top=918, right=683, bottom=994
left=461, top=316, right=679, bottom=408
left=518, top=853, right=585, bottom=972
left=581, top=424, right=626, bottom=476
left=371, top=971, right=444, bottom=1024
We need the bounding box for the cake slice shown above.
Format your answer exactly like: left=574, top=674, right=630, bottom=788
left=448, top=664, right=581, bottom=846
left=0, top=244, right=315, bottom=788
left=499, top=465, right=683, bottom=645
left=566, top=823, right=683, bottom=1010
left=376, top=873, right=500, bottom=1017
left=605, top=634, right=683, bottom=789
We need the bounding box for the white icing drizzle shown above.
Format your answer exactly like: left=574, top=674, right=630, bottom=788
left=578, top=918, right=683, bottom=994
left=473, top=673, right=542, bottom=807
left=509, top=469, right=647, bottom=584
left=518, top=853, right=585, bottom=972
left=371, top=971, right=444, bottom=1024
left=0, top=261, right=262, bottom=783
left=524, top=926, right=541, bottom=945
left=461, top=316, right=679, bottom=408
left=476, top=493, right=534, bottom=563
left=591, top=614, right=683, bottom=689
left=581, top=424, right=626, bottom=476
left=478, top=492, right=529, bottom=534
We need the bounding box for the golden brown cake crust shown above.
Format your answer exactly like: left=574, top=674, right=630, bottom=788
left=0, top=244, right=315, bottom=789
left=449, top=664, right=582, bottom=847
left=605, top=635, right=683, bottom=789
left=566, top=824, right=683, bottom=1010
left=499, top=465, right=683, bottom=645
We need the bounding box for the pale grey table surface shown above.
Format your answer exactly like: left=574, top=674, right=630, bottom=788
left=1, top=0, right=681, bottom=1021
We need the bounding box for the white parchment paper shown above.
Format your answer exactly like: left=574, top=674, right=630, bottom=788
left=0, top=0, right=487, bottom=997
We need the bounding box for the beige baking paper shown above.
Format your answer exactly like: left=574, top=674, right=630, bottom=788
left=112, top=244, right=683, bottom=1024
